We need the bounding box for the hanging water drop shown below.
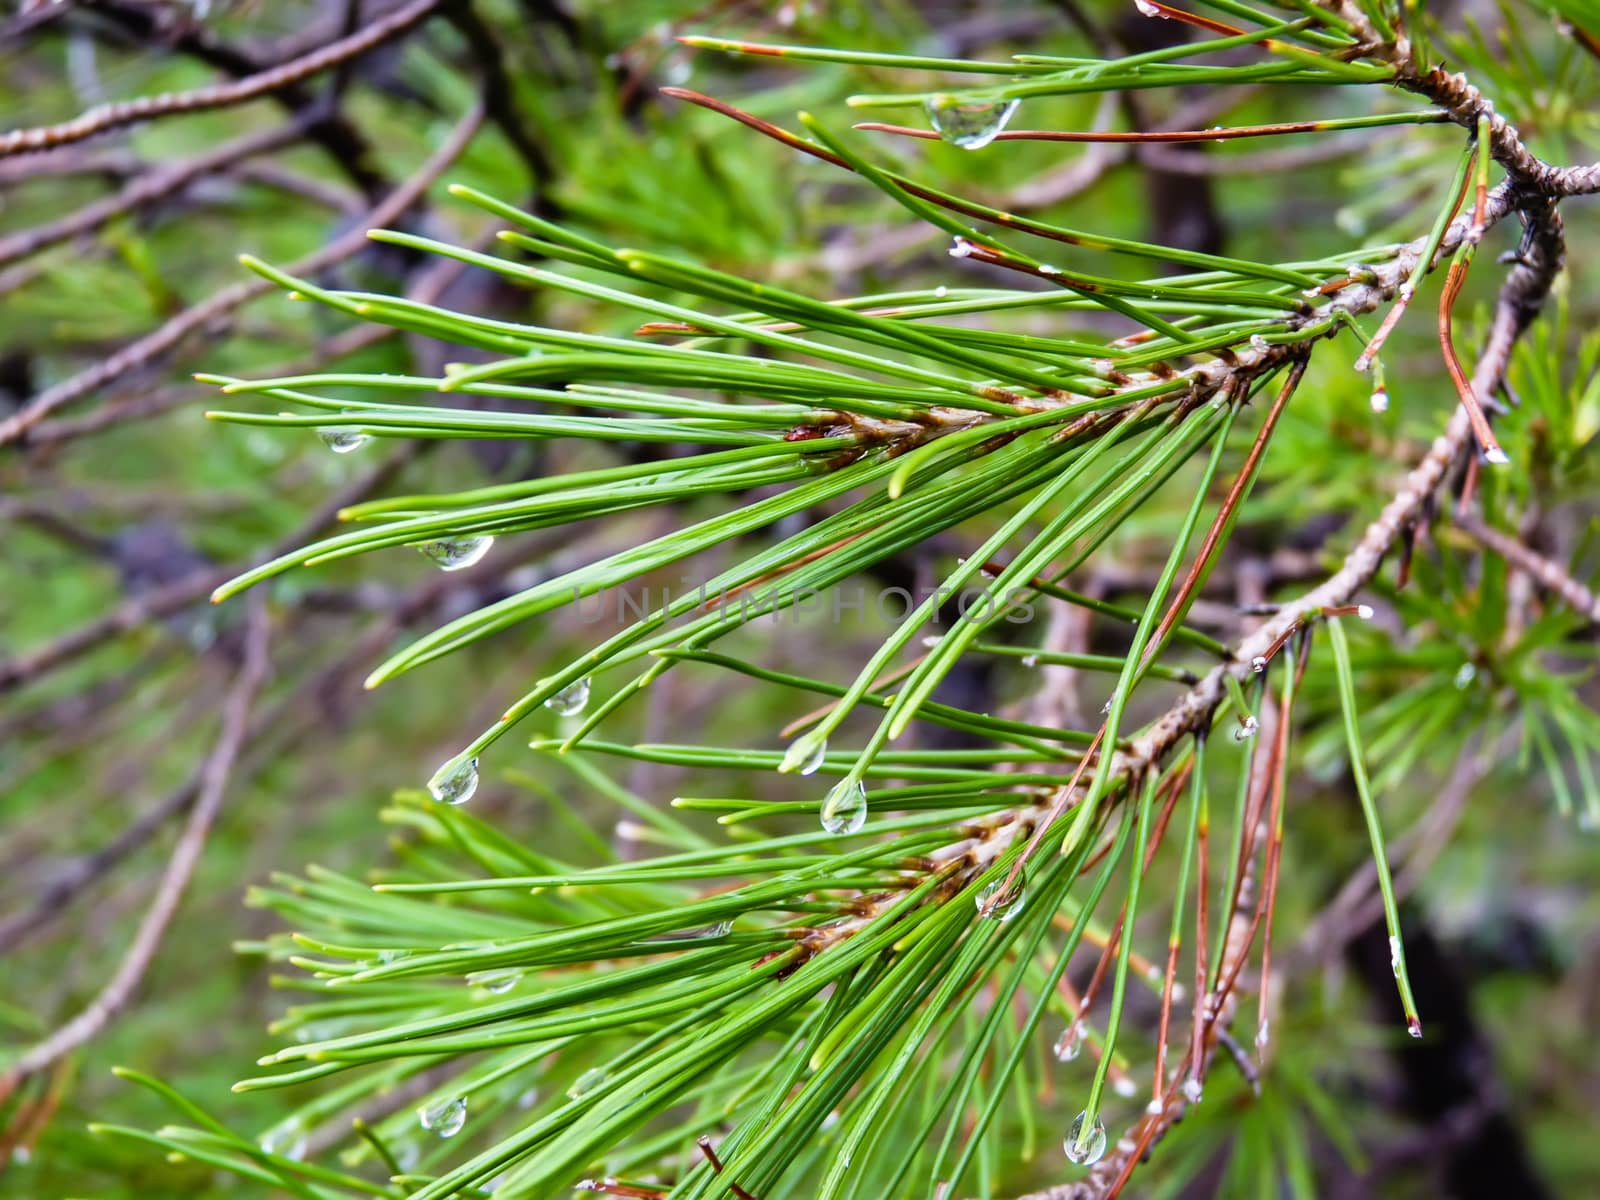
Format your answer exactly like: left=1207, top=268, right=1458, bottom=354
left=1357, top=604, right=1375, bottom=620
left=418, top=1096, right=467, bottom=1138
left=1135, top=0, right=1164, bottom=15
left=975, top=877, right=1025, bottom=922
left=923, top=94, right=1020, bottom=150
left=1453, top=662, right=1477, bottom=690
left=428, top=756, right=480, bottom=806
left=1233, top=715, right=1259, bottom=742
left=260, top=1121, right=308, bottom=1161
left=317, top=429, right=370, bottom=454
left=781, top=734, right=827, bottom=776
left=1112, top=1075, right=1137, bottom=1099
left=1021, top=653, right=1040, bottom=668
left=414, top=535, right=494, bottom=572
left=820, top=779, right=867, bottom=835
left=1054, top=1019, right=1086, bottom=1062
left=1063, top=1111, right=1107, bottom=1165
left=1370, top=386, right=1390, bottom=413
left=1406, top=1015, right=1423, bottom=1039
left=1181, top=1077, right=1203, bottom=1104
left=568, top=1068, right=607, bottom=1099
left=545, top=676, right=592, bottom=717
left=1250, top=655, right=1268, bottom=673
left=468, top=969, right=521, bottom=995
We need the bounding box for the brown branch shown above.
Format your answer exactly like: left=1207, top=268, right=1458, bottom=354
left=0, top=119, right=311, bottom=271
left=0, top=98, right=485, bottom=448
left=0, top=600, right=270, bottom=1096
left=1455, top=513, right=1600, bottom=622
left=0, top=0, right=440, bottom=160
left=0, top=444, right=421, bottom=692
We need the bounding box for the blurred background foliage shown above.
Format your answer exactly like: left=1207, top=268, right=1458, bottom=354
left=2, top=1, right=1599, bottom=1197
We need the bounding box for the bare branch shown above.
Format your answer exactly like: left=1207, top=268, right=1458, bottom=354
left=0, top=599, right=270, bottom=1094
left=0, top=0, right=441, bottom=160
left=0, top=98, right=485, bottom=447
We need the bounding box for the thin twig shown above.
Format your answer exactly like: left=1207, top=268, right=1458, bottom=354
left=0, top=119, right=311, bottom=270
left=0, top=600, right=270, bottom=1095
left=0, top=99, right=485, bottom=447
left=1456, top=513, right=1600, bottom=622
left=0, top=0, right=441, bottom=159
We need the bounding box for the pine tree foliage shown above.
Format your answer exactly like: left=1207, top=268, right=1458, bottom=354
left=67, top=2, right=1600, bottom=1197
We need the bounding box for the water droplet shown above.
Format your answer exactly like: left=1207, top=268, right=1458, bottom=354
left=468, top=969, right=521, bottom=994
left=1334, top=208, right=1367, bottom=238
left=975, top=878, right=1025, bottom=922
left=647, top=920, right=733, bottom=943
left=1255, top=1019, right=1269, bottom=1049
left=781, top=734, right=827, bottom=776
left=1249, top=334, right=1270, bottom=353
left=1357, top=604, right=1375, bottom=620
left=923, top=94, right=1020, bottom=150
left=948, top=237, right=976, bottom=259
left=317, top=429, right=370, bottom=454
left=1021, top=653, right=1040, bottom=668
left=568, top=1068, right=607, bottom=1099
left=1112, top=1075, right=1137, bottom=1099
left=428, top=756, right=480, bottom=805
left=517, top=1087, right=540, bottom=1109
left=545, top=676, right=591, bottom=717
left=378, top=948, right=409, bottom=965
left=1170, top=982, right=1187, bottom=1004
left=1135, top=0, right=1164, bottom=15
left=1145, top=1098, right=1164, bottom=1115
left=1181, top=1078, right=1203, bottom=1104
left=260, top=1121, right=308, bottom=1161
left=921, top=634, right=944, bottom=648
left=1370, top=387, right=1390, bottom=413
left=1101, top=698, right=1114, bottom=715
left=418, top=1096, right=467, bottom=1138
left=934, top=285, right=948, bottom=298
left=1453, top=662, right=1477, bottom=690
left=1251, top=655, right=1269, bottom=673
left=1406, top=1016, right=1423, bottom=1039
left=1054, top=1020, right=1086, bottom=1062
left=1233, top=715, right=1259, bottom=742
left=414, top=535, right=494, bottom=572
left=820, top=780, right=867, bottom=835
left=1064, top=1111, right=1107, bottom=1165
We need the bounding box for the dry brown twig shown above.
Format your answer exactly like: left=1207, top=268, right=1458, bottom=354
left=0, top=0, right=440, bottom=160
left=0, top=98, right=486, bottom=448
left=0, top=599, right=270, bottom=1098
left=1455, top=512, right=1600, bottom=623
